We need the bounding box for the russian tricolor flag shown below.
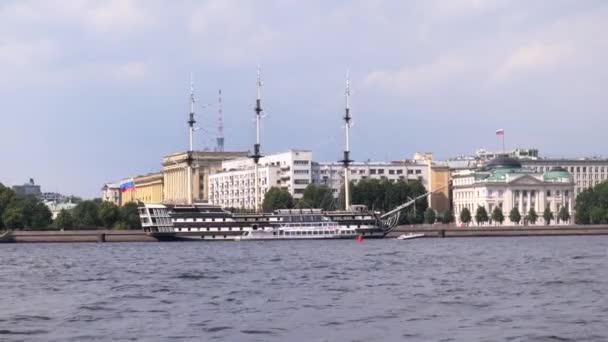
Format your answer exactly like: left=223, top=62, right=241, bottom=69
left=119, top=178, right=135, bottom=192
left=496, top=129, right=504, bottom=136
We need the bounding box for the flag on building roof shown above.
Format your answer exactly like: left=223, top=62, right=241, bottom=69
left=119, top=178, right=135, bottom=192
left=496, top=129, right=504, bottom=136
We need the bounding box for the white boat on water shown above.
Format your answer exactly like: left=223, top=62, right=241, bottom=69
left=396, top=233, right=425, bottom=240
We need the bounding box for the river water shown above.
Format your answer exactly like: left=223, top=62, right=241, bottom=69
left=1, top=236, right=607, bottom=341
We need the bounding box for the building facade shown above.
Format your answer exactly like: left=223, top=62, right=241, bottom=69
left=162, top=151, right=248, bottom=204
left=311, top=160, right=429, bottom=194
left=121, top=172, right=164, bottom=205
left=453, top=157, right=575, bottom=226
left=208, top=150, right=313, bottom=209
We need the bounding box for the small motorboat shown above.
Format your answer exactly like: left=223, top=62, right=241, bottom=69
left=396, top=233, right=425, bottom=240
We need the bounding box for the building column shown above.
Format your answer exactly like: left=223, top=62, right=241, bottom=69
left=518, top=191, right=523, bottom=215
left=526, top=191, right=531, bottom=215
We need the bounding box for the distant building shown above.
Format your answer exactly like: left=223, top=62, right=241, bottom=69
left=520, top=159, right=608, bottom=198
left=311, top=160, right=428, bottom=194
left=44, top=200, right=77, bottom=219
left=101, top=183, right=121, bottom=206
left=311, top=153, right=451, bottom=212
left=40, top=192, right=65, bottom=202
left=12, top=178, right=41, bottom=197
left=452, top=157, right=575, bottom=226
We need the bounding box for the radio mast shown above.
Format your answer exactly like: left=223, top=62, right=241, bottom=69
left=216, top=89, right=225, bottom=152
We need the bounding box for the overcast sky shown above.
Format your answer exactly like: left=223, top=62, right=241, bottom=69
left=1, top=0, right=607, bottom=198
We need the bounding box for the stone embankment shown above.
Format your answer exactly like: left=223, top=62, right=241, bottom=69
left=388, top=224, right=608, bottom=238
left=0, top=230, right=156, bottom=243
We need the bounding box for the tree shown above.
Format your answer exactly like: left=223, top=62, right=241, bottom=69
left=0, top=184, right=16, bottom=229
left=543, top=207, right=554, bottom=225
left=99, top=201, right=120, bottom=228
left=262, top=187, right=295, bottom=212
left=589, top=207, right=605, bottom=224
left=509, top=207, right=521, bottom=225
left=301, top=184, right=335, bottom=210
left=54, top=209, right=74, bottom=229
left=441, top=209, right=455, bottom=224
left=558, top=207, right=571, bottom=224
left=119, top=202, right=141, bottom=229
left=574, top=182, right=608, bottom=224
left=527, top=208, right=538, bottom=225
left=475, top=206, right=489, bottom=226
left=72, top=200, right=101, bottom=227
left=2, top=206, right=24, bottom=229
left=460, top=207, right=472, bottom=226
left=491, top=207, right=504, bottom=226
left=424, top=208, right=436, bottom=224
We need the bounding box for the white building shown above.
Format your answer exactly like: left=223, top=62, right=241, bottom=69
left=453, top=157, right=575, bottom=226
left=311, top=160, right=429, bottom=196
left=101, top=183, right=121, bottom=206
left=208, top=150, right=313, bottom=209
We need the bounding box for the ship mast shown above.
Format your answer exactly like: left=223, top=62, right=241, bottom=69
left=341, top=71, right=353, bottom=211
left=186, top=75, right=196, bottom=205
left=250, top=67, right=264, bottom=212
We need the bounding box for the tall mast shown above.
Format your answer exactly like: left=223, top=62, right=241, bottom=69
left=250, top=67, right=264, bottom=212
left=188, top=75, right=196, bottom=152
left=186, top=75, right=196, bottom=205
left=216, top=89, right=225, bottom=152
left=341, top=70, right=353, bottom=211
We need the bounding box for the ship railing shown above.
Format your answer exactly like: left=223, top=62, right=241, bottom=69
left=280, top=222, right=339, bottom=229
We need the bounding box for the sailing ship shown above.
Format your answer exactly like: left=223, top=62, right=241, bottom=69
left=138, top=69, right=428, bottom=241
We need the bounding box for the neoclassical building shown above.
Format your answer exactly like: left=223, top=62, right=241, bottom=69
left=453, top=157, right=575, bottom=225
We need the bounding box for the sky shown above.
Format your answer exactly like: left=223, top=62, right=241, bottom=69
left=1, top=0, right=607, bottom=198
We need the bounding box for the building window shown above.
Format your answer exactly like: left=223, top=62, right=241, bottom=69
left=378, top=169, right=385, bottom=175
left=359, top=170, right=365, bottom=174
left=396, top=170, right=403, bottom=175
left=370, top=169, right=377, bottom=174
left=415, top=170, right=422, bottom=174
left=546, top=190, right=551, bottom=197
left=389, top=170, right=395, bottom=175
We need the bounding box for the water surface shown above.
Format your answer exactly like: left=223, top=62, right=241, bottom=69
left=1, top=236, right=607, bottom=341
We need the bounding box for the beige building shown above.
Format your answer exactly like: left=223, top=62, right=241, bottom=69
left=121, top=172, right=164, bottom=205
left=162, top=151, right=248, bottom=204
left=429, top=165, right=451, bottom=212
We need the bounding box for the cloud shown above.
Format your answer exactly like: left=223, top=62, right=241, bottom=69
left=363, top=56, right=470, bottom=95
left=492, top=44, right=573, bottom=82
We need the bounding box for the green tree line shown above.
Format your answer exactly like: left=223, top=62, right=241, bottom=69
left=0, top=183, right=140, bottom=230
left=575, top=181, right=608, bottom=224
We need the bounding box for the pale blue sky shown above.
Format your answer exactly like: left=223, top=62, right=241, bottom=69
left=1, top=0, right=607, bottom=198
